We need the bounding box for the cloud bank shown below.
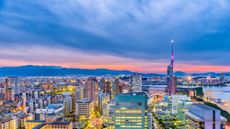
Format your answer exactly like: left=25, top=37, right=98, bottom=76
left=0, top=0, right=230, bottom=72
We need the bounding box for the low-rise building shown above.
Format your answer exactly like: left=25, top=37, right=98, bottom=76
left=186, top=104, right=227, bottom=129
left=0, top=118, right=17, bottom=129
left=35, top=104, right=64, bottom=122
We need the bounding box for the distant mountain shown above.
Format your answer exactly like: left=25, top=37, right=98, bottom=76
left=174, top=71, right=188, bottom=77
left=0, top=65, right=132, bottom=76
left=0, top=65, right=164, bottom=77
left=174, top=71, right=230, bottom=77
left=190, top=72, right=220, bottom=77
left=0, top=65, right=228, bottom=77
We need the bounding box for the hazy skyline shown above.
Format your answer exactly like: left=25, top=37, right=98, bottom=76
left=0, top=0, right=230, bottom=72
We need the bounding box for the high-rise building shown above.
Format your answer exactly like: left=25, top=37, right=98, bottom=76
left=104, top=80, right=112, bottom=94
left=114, top=78, right=122, bottom=94
left=34, top=91, right=39, bottom=100
left=98, top=93, right=110, bottom=114
left=130, top=74, right=142, bottom=92
left=4, top=78, right=12, bottom=100
left=85, top=77, right=98, bottom=102
left=166, top=40, right=177, bottom=96
left=114, top=92, right=149, bottom=129
left=105, top=80, right=112, bottom=100
left=75, top=88, right=82, bottom=103
left=104, top=100, right=116, bottom=127
left=99, top=78, right=106, bottom=93
left=2, top=77, right=21, bottom=101
left=22, top=92, right=27, bottom=108
left=64, top=96, right=73, bottom=117
left=75, top=99, right=94, bottom=119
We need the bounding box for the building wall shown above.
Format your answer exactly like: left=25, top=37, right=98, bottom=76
left=76, top=101, right=94, bottom=118
left=114, top=93, right=148, bottom=129
left=25, top=121, right=44, bottom=129
left=41, top=123, right=72, bottom=129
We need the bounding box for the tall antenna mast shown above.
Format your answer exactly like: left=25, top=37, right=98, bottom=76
left=170, top=40, right=174, bottom=68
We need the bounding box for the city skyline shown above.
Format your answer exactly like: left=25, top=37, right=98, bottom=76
left=0, top=0, right=230, bottom=73
left=1, top=1, right=230, bottom=129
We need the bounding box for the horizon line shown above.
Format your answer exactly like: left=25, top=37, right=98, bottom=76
left=0, top=64, right=229, bottom=74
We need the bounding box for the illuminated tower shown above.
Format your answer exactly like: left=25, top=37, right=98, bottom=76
left=167, top=40, right=177, bottom=96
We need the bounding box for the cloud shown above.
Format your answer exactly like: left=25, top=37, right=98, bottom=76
left=0, top=0, right=230, bottom=70
left=0, top=45, right=168, bottom=72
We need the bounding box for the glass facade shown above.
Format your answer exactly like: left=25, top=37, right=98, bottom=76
left=114, top=92, right=148, bottom=129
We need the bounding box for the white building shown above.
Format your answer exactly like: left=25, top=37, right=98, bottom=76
left=147, top=112, right=153, bottom=129
left=171, top=95, right=190, bottom=114
left=75, top=99, right=94, bottom=119
left=35, top=104, right=64, bottom=122
left=130, top=74, right=142, bottom=92
left=186, top=104, right=227, bottom=129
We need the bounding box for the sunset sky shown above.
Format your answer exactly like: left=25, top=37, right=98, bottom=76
left=0, top=0, right=230, bottom=73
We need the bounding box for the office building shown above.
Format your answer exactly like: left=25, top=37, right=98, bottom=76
left=75, top=99, right=94, bottom=119
left=114, top=92, right=149, bottom=129
left=86, top=77, right=98, bottom=102
left=98, top=93, right=110, bottom=115
left=130, top=74, right=142, bottom=92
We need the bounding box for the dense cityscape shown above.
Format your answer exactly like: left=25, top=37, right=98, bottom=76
left=0, top=42, right=229, bottom=129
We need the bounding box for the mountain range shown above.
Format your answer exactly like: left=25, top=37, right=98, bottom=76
left=0, top=65, right=228, bottom=77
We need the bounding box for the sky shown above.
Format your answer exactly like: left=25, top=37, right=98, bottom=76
left=0, top=0, right=230, bottom=73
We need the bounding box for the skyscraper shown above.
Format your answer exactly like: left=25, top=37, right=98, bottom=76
left=99, top=78, right=106, bottom=93
left=114, top=92, right=149, bottom=129
left=130, top=73, right=142, bottom=92
left=86, top=77, right=98, bottom=102
left=4, top=78, right=12, bottom=100
left=167, top=40, right=177, bottom=96
left=114, top=78, right=123, bottom=94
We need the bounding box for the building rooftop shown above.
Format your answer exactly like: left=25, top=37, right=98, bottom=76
left=190, top=104, right=217, bottom=111
left=115, top=92, right=148, bottom=107
left=46, top=104, right=63, bottom=110
left=186, top=112, right=204, bottom=122
left=0, top=118, right=12, bottom=123
left=77, top=98, right=91, bottom=103
left=26, top=120, right=45, bottom=123
left=32, top=123, right=46, bottom=129
left=48, top=121, right=70, bottom=125
left=116, top=92, right=147, bottom=97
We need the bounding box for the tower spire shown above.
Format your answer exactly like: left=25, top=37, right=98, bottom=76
left=166, top=39, right=177, bottom=96
left=170, top=40, right=174, bottom=68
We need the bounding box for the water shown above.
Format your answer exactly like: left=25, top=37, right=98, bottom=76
left=203, top=86, right=230, bottom=113
left=203, top=86, right=230, bottom=101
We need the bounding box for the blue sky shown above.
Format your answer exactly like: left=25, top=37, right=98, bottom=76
left=0, top=0, right=230, bottom=72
